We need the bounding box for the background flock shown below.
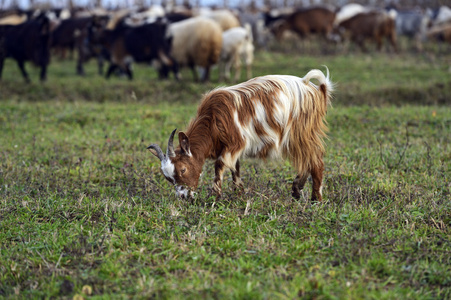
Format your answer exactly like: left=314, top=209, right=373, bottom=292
left=0, top=0, right=450, bottom=82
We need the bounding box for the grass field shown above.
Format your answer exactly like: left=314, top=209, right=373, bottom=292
left=0, top=48, right=450, bottom=298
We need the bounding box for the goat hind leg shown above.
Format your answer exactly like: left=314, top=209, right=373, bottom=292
left=291, top=172, right=309, bottom=200
left=232, top=160, right=244, bottom=191
left=310, top=160, right=324, bottom=202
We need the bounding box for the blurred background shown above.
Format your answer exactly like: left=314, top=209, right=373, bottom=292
left=1, top=0, right=450, bottom=85
left=0, top=0, right=449, bottom=9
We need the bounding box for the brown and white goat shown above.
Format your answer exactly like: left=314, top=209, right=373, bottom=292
left=148, top=68, right=333, bottom=201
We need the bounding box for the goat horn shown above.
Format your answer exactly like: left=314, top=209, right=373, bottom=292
left=167, top=128, right=177, bottom=158
left=147, top=144, right=165, bottom=161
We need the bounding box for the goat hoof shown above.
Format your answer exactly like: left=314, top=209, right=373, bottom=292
left=310, top=197, right=322, bottom=204
left=291, top=190, right=301, bottom=200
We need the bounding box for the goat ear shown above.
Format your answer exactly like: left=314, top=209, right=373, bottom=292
left=178, top=132, right=191, bottom=156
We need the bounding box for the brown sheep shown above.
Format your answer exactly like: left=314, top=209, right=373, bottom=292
left=270, top=7, right=336, bottom=42
left=335, top=10, right=398, bottom=52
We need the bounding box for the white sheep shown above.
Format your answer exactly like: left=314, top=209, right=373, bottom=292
left=167, top=17, right=223, bottom=82
left=219, top=24, right=254, bottom=82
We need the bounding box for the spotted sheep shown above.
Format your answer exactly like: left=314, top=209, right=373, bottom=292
left=148, top=68, right=334, bottom=201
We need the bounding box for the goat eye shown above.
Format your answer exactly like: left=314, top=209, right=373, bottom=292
left=181, top=168, right=186, bottom=174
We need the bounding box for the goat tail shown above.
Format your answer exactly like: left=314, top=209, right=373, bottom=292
left=302, top=66, right=334, bottom=103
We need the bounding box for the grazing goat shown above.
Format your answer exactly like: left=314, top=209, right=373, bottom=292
left=219, top=25, right=254, bottom=82
left=148, top=68, right=333, bottom=201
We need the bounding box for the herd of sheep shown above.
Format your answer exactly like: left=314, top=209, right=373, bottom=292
left=0, top=2, right=450, bottom=82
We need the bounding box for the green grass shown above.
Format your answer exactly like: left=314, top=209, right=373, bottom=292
left=0, top=48, right=450, bottom=298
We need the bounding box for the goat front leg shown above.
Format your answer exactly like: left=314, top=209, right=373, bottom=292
left=213, top=160, right=226, bottom=197
left=232, top=160, right=244, bottom=191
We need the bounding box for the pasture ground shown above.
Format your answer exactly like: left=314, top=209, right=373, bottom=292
left=0, top=48, right=450, bottom=298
